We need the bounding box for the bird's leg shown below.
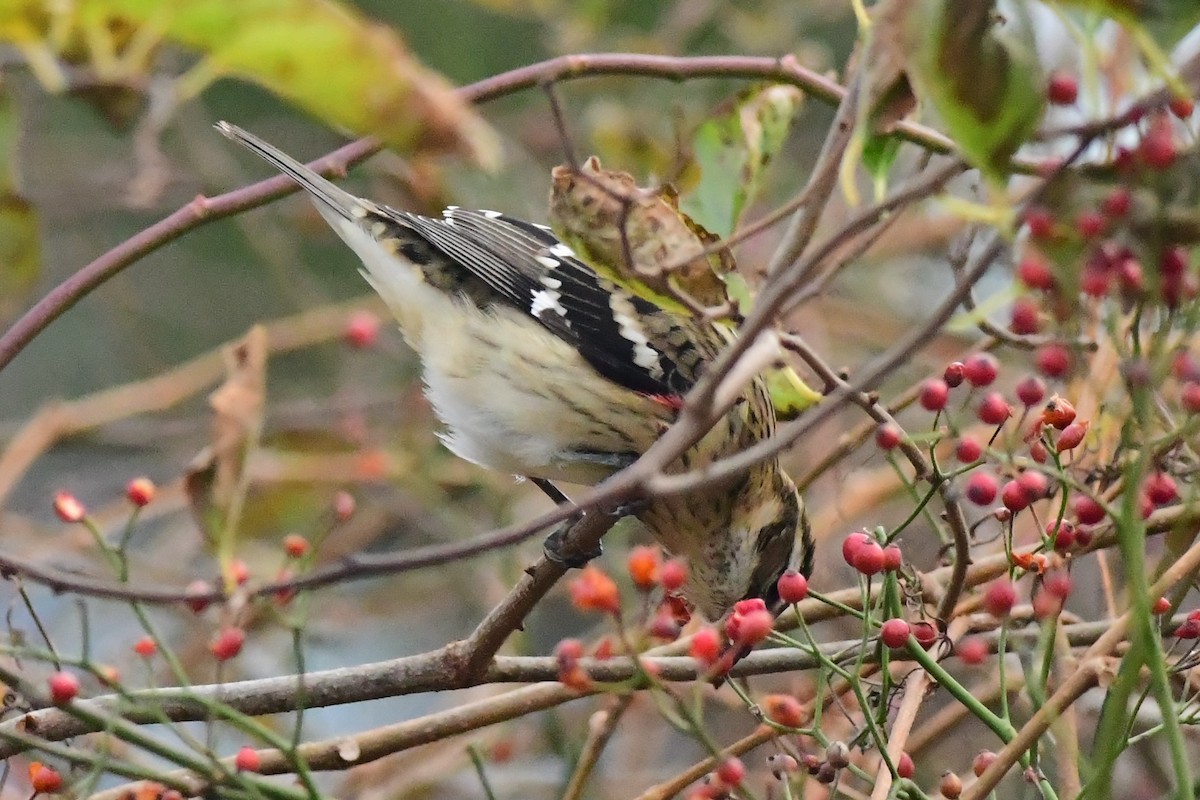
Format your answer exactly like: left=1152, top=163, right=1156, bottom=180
left=554, top=450, right=650, bottom=517
left=531, top=478, right=602, bottom=568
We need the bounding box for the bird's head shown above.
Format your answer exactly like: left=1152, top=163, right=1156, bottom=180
left=739, top=476, right=813, bottom=616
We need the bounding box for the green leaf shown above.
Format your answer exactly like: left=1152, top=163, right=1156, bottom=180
left=907, top=0, right=1044, bottom=181
left=682, top=84, right=804, bottom=238
left=79, top=0, right=499, bottom=165
left=0, top=85, right=39, bottom=323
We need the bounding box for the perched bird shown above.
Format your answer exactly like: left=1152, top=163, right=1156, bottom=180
left=217, top=122, right=812, bottom=619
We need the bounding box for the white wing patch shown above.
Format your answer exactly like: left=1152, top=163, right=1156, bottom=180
left=530, top=274, right=567, bottom=319
left=549, top=242, right=576, bottom=258
left=609, top=293, right=661, bottom=373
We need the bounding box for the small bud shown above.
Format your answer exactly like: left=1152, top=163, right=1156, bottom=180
left=896, top=751, right=915, bottom=779
left=53, top=491, right=86, bottom=523
left=283, top=533, right=310, bottom=558
left=825, top=741, right=851, bottom=770
left=333, top=490, right=356, bottom=521
left=126, top=477, right=156, bottom=507
left=1153, top=597, right=1171, bottom=615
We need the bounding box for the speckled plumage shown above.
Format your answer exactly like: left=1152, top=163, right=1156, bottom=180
left=217, top=122, right=812, bottom=619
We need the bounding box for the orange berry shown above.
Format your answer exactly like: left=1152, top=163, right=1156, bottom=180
left=126, top=477, right=156, bottom=507
left=626, top=545, right=661, bottom=590
left=568, top=566, right=621, bottom=615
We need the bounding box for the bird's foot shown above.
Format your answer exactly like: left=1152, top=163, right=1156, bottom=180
left=543, top=521, right=603, bottom=568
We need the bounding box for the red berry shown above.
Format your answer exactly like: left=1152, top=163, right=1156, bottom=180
left=126, top=477, right=156, bottom=507
left=282, top=533, right=310, bottom=559
left=554, top=638, right=583, bottom=668
left=1162, top=245, right=1189, bottom=276
left=48, top=671, right=80, bottom=705
left=716, top=757, right=745, bottom=787
left=973, top=751, right=998, bottom=777
left=1102, top=187, right=1131, bottom=218
left=133, top=637, right=157, bottom=658
left=1017, top=254, right=1055, bottom=290
left=977, top=392, right=1011, bottom=425
left=1183, top=382, right=1200, bottom=413
left=940, top=771, right=964, bottom=799
left=1072, top=495, right=1105, bottom=525
left=1030, top=440, right=1049, bottom=464
left=1169, top=95, right=1195, bottom=119
left=1177, top=619, right=1200, bottom=639
left=210, top=627, right=246, bottom=661
left=627, top=545, right=661, bottom=590
left=1048, top=519, right=1076, bottom=550
left=983, top=579, right=1017, bottom=617
left=184, top=579, right=213, bottom=614
left=911, top=621, right=938, bottom=649
left=689, top=627, right=721, bottom=665
left=920, top=378, right=950, bottom=411
left=1076, top=211, right=1105, bottom=237
left=1056, top=421, right=1087, bottom=452
left=1044, top=570, right=1073, bottom=600
left=896, top=751, right=915, bottom=779
left=875, top=423, right=902, bottom=451
left=776, top=570, right=809, bottom=604
left=955, top=436, right=983, bottom=463
left=842, top=531, right=871, bottom=567
left=53, top=491, right=86, bottom=523
left=1153, top=596, right=1172, bottom=614
left=1017, top=470, right=1050, bottom=501
left=229, top=559, right=250, bottom=587
left=1117, top=257, right=1144, bottom=294
left=1035, top=344, right=1071, bottom=378
left=1025, top=207, right=1055, bottom=239
left=965, top=473, right=999, bottom=506
left=344, top=311, right=380, bottom=348
left=1140, top=114, right=1177, bottom=170
left=649, top=609, right=682, bottom=640
left=1001, top=479, right=1029, bottom=512
left=880, top=618, right=911, bottom=648
left=1145, top=472, right=1179, bottom=506
left=761, top=694, right=806, bottom=727
left=569, top=566, right=621, bottom=615
left=1010, top=297, right=1041, bottom=335
left=882, top=544, right=903, bottom=572
left=1047, top=71, right=1078, bottom=105
left=853, top=540, right=886, bottom=576
left=957, top=637, right=988, bottom=664
left=1174, top=352, right=1200, bottom=382
left=660, top=559, right=687, bottom=592
left=726, top=607, right=774, bottom=647
left=1016, top=375, right=1046, bottom=406
left=943, top=361, right=966, bottom=387
left=963, top=353, right=999, bottom=387
left=235, top=746, right=261, bottom=772
left=28, top=762, right=63, bottom=794
left=1041, top=395, right=1077, bottom=429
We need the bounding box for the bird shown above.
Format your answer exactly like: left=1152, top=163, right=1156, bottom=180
left=216, top=122, right=813, bottom=619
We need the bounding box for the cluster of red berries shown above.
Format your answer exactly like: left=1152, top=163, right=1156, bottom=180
left=842, top=531, right=903, bottom=576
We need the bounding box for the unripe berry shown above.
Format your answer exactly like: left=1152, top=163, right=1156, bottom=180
left=963, top=353, right=999, bottom=387
left=965, top=473, right=999, bottom=506
left=1177, top=619, right=1200, bottom=639
left=897, top=751, right=915, bottom=779
left=1046, top=71, right=1078, bottom=104
left=126, top=477, right=156, bottom=507
left=1153, top=596, right=1172, bottom=614
left=977, top=393, right=1011, bottom=425
left=53, top=491, right=85, bottom=523
left=940, top=770, right=963, bottom=799
left=235, top=746, right=261, bottom=772
left=880, top=618, right=911, bottom=648
left=955, top=436, right=982, bottom=463
left=48, top=671, right=80, bottom=705
left=1145, top=472, right=1179, bottom=506
left=776, top=570, right=809, bottom=604
left=1030, top=440, right=1049, bottom=464
left=825, top=741, right=851, bottom=769
left=875, top=423, right=902, bottom=450
left=983, top=579, right=1017, bottom=617
left=920, top=378, right=950, bottom=411
left=627, top=545, right=661, bottom=589
left=1016, top=375, right=1046, bottom=406
left=282, top=533, right=310, bottom=559
left=1056, top=420, right=1087, bottom=452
